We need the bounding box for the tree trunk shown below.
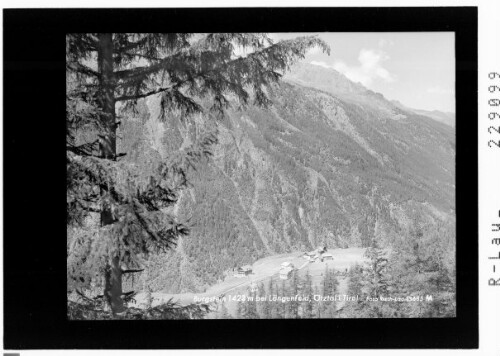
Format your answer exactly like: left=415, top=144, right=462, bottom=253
left=97, top=33, right=125, bottom=315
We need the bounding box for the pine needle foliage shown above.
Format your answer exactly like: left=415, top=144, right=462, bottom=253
left=66, top=33, right=330, bottom=318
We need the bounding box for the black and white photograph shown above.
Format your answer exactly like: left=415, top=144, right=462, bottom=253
left=66, top=32, right=457, bottom=320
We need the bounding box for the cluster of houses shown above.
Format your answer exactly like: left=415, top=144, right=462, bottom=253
left=302, top=246, right=333, bottom=262
left=278, top=247, right=335, bottom=280
left=232, top=246, right=335, bottom=281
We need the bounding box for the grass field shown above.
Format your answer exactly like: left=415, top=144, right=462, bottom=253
left=131, top=247, right=367, bottom=311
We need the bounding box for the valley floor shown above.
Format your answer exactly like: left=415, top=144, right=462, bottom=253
left=131, top=247, right=367, bottom=310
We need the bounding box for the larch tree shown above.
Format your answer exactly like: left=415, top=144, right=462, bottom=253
left=288, top=269, right=300, bottom=318
left=66, top=33, right=330, bottom=317
left=362, top=236, right=393, bottom=317
left=301, top=271, right=314, bottom=318
left=364, top=236, right=389, bottom=298
left=386, top=222, right=456, bottom=317
left=321, top=265, right=338, bottom=318
left=257, top=282, right=270, bottom=318
left=347, top=263, right=363, bottom=297
left=244, top=287, right=260, bottom=319
left=340, top=262, right=364, bottom=318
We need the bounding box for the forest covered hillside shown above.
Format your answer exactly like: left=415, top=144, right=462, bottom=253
left=119, top=63, right=455, bottom=294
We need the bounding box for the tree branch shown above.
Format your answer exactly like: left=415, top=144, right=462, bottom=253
left=114, top=37, right=293, bottom=84
left=122, top=291, right=137, bottom=303
left=66, top=139, right=100, bottom=157
left=115, top=86, right=174, bottom=102
left=115, top=36, right=151, bottom=53
left=123, top=52, right=162, bottom=62
left=80, top=205, right=101, bottom=213
left=113, top=37, right=325, bottom=103
left=122, top=269, right=144, bottom=274
left=67, top=62, right=100, bottom=78
left=76, top=290, right=95, bottom=303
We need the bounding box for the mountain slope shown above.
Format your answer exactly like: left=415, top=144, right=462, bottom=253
left=120, top=62, right=455, bottom=293
left=391, top=99, right=455, bottom=127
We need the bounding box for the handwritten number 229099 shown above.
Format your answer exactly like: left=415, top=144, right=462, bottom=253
left=489, top=73, right=500, bottom=148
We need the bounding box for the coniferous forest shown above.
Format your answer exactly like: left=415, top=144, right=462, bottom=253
left=215, top=223, right=455, bottom=319
left=67, top=33, right=456, bottom=319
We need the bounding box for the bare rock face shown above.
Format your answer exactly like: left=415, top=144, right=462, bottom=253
left=120, top=63, right=455, bottom=293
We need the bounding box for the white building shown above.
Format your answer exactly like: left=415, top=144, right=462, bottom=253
left=234, top=265, right=252, bottom=277
left=322, top=253, right=334, bottom=261
left=279, top=266, right=294, bottom=280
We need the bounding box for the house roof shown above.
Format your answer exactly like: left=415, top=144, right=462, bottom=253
left=323, top=253, right=333, bottom=257
left=281, top=262, right=293, bottom=267
left=240, top=265, right=252, bottom=271
left=280, top=266, right=294, bottom=274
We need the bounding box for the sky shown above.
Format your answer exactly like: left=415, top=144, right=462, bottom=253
left=271, top=33, right=455, bottom=113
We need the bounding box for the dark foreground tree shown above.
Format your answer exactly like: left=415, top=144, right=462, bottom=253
left=66, top=33, right=329, bottom=317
